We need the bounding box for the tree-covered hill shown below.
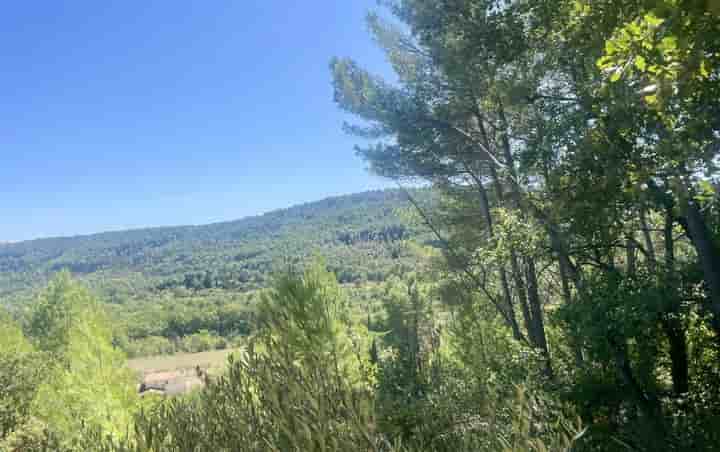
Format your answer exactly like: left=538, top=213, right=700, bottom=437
left=0, top=189, right=432, bottom=299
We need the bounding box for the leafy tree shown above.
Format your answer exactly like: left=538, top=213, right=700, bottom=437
left=331, top=0, right=720, bottom=448
left=27, top=270, right=97, bottom=355
left=26, top=273, right=138, bottom=447
left=0, top=315, right=46, bottom=444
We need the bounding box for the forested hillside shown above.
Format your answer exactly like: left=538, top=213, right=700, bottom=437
left=1, top=189, right=435, bottom=359
left=0, top=189, right=431, bottom=299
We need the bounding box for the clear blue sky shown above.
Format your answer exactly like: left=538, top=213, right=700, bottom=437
left=1, top=1, right=395, bottom=242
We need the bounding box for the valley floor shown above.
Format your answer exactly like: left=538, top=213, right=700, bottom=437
left=128, top=348, right=239, bottom=395
left=127, top=348, right=237, bottom=375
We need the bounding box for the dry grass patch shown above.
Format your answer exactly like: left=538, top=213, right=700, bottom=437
left=128, top=348, right=239, bottom=377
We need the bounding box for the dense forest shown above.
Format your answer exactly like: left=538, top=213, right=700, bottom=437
left=3, top=0, right=720, bottom=451
left=1, top=189, right=432, bottom=358
left=0, top=189, right=431, bottom=297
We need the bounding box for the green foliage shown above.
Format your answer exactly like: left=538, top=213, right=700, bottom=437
left=594, top=1, right=720, bottom=110
left=32, top=308, right=138, bottom=445
left=374, top=275, right=441, bottom=443
left=1, top=190, right=435, bottom=358
left=3, top=1, right=720, bottom=450
left=256, top=260, right=375, bottom=390
left=1, top=274, right=139, bottom=449
left=367, top=272, right=580, bottom=451
left=27, top=271, right=98, bottom=356
left=0, top=189, right=432, bottom=299
left=81, top=262, right=579, bottom=452
left=112, top=290, right=255, bottom=357
left=331, top=0, right=720, bottom=449
left=87, top=261, right=381, bottom=451
left=0, top=309, right=33, bottom=354
left=0, top=317, right=46, bottom=444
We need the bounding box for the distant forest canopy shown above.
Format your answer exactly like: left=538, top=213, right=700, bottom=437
left=0, top=188, right=434, bottom=300
left=0, top=189, right=435, bottom=358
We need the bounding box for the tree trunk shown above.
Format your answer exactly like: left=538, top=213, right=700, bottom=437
left=487, top=162, right=537, bottom=345
left=662, top=208, right=689, bottom=394
left=511, top=253, right=534, bottom=343
left=639, top=207, right=657, bottom=274
left=526, top=257, right=554, bottom=379
left=648, top=179, right=720, bottom=337
left=608, top=335, right=664, bottom=431
left=475, top=171, right=523, bottom=340
left=626, top=235, right=637, bottom=277
left=662, top=318, right=689, bottom=394
left=496, top=104, right=553, bottom=378
left=681, top=197, right=720, bottom=336
left=558, top=254, right=585, bottom=367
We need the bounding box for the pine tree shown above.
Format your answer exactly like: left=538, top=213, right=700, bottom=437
left=27, top=273, right=139, bottom=446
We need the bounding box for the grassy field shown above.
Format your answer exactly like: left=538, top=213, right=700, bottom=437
left=128, top=348, right=239, bottom=376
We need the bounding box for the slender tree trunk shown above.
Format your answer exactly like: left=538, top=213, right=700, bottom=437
left=608, top=335, right=665, bottom=435
left=662, top=318, right=689, bottom=394
left=558, top=254, right=585, bottom=367
left=468, top=116, right=525, bottom=340
left=496, top=104, right=553, bottom=377
left=662, top=208, right=689, bottom=394
left=487, top=163, right=536, bottom=344
left=499, top=269, right=522, bottom=340
left=474, top=171, right=523, bottom=340
left=400, top=184, right=524, bottom=342
left=639, top=202, right=690, bottom=392
left=511, top=254, right=534, bottom=342
left=648, top=179, right=720, bottom=337
left=526, top=258, right=553, bottom=379
left=681, top=197, right=720, bottom=336
left=626, top=234, right=637, bottom=277
left=639, top=207, right=657, bottom=274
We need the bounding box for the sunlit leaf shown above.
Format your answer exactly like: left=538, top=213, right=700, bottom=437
left=635, top=55, right=647, bottom=71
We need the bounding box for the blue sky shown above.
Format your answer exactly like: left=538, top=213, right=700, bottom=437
left=1, top=1, right=395, bottom=242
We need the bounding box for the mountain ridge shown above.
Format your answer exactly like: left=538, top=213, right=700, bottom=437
left=4, top=189, right=402, bottom=245
left=0, top=188, right=432, bottom=299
